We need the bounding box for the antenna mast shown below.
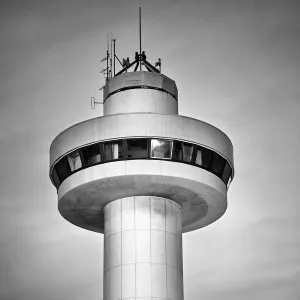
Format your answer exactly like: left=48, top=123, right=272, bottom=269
left=139, top=7, right=142, bottom=71
left=113, top=39, right=116, bottom=76
left=106, top=33, right=109, bottom=82
left=110, top=33, right=113, bottom=78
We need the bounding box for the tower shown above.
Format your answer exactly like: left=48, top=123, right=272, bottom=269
left=49, top=9, right=234, bottom=300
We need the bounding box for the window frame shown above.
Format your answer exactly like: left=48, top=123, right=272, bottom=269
left=210, top=152, right=226, bottom=177
left=67, top=149, right=83, bottom=172
left=55, top=156, right=71, bottom=184
left=102, top=139, right=125, bottom=162
left=150, top=138, right=173, bottom=160
left=51, top=167, right=61, bottom=188
left=194, top=146, right=213, bottom=170
left=81, top=143, right=102, bottom=168
left=126, top=138, right=149, bottom=160
left=221, top=161, right=232, bottom=185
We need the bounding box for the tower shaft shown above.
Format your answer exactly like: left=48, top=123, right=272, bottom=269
left=104, top=196, right=184, bottom=300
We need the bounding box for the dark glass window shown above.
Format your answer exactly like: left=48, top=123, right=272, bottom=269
left=55, top=157, right=70, bottom=183
left=127, top=139, right=148, bottom=159
left=67, top=150, right=82, bottom=172
left=51, top=167, right=60, bottom=188
left=222, top=162, right=232, bottom=184
left=103, top=140, right=124, bottom=161
left=173, top=141, right=183, bottom=161
left=82, top=144, right=101, bottom=166
left=151, top=139, right=172, bottom=159
left=195, top=147, right=212, bottom=169
left=211, top=153, right=226, bottom=176
left=173, top=141, right=193, bottom=163
left=182, top=143, right=193, bottom=162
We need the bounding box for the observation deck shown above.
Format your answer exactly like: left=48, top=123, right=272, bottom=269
left=49, top=70, right=234, bottom=233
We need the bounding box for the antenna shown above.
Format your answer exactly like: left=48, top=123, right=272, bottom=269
left=113, top=39, right=116, bottom=76
left=91, top=96, right=103, bottom=109
left=107, top=33, right=110, bottom=81
left=110, top=32, right=113, bottom=78
left=139, top=7, right=142, bottom=71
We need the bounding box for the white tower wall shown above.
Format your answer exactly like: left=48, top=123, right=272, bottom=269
left=104, top=89, right=178, bottom=115
left=104, top=196, right=183, bottom=300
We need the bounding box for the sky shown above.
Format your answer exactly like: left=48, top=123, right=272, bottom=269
left=0, top=0, right=300, bottom=299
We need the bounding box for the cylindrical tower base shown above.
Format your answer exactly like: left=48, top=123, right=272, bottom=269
left=104, top=196, right=183, bottom=300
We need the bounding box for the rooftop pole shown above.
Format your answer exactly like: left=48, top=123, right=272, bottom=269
left=113, top=39, right=116, bottom=76
left=139, top=7, right=142, bottom=71
left=106, top=33, right=109, bottom=82
left=110, top=32, right=113, bottom=78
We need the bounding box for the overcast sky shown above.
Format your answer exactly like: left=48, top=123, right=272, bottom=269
left=0, top=0, right=299, bottom=299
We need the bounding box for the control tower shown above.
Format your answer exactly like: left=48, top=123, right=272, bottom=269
left=49, top=10, right=234, bottom=300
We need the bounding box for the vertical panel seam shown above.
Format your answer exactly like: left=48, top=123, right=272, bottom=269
left=120, top=198, right=123, bottom=300
left=176, top=202, right=178, bottom=300
left=165, top=198, right=168, bottom=300
left=150, top=196, right=152, bottom=299
left=134, top=197, right=136, bottom=299
left=109, top=203, right=112, bottom=300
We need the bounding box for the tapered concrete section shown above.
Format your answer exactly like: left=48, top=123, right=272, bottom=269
left=104, top=196, right=183, bottom=300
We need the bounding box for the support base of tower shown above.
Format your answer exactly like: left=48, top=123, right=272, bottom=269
left=104, top=196, right=184, bottom=300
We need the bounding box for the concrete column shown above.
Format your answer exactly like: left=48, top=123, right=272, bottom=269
left=104, top=196, right=183, bottom=300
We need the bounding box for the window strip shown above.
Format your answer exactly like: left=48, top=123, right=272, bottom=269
left=51, top=138, right=233, bottom=189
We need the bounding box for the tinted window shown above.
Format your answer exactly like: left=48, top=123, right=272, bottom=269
left=151, top=139, right=172, bottom=159
left=103, top=140, right=124, bottom=161
left=211, top=153, right=226, bottom=176
left=222, top=162, right=232, bottom=184
left=173, top=141, right=183, bottom=161
left=195, top=147, right=212, bottom=169
left=127, top=139, right=148, bottom=159
left=55, top=157, right=70, bottom=183
left=182, top=143, right=193, bottom=162
left=51, top=138, right=233, bottom=189
left=67, top=150, right=82, bottom=172
left=195, top=149, right=202, bottom=165
left=51, top=167, right=60, bottom=188
left=82, top=144, right=101, bottom=166
left=174, top=141, right=193, bottom=162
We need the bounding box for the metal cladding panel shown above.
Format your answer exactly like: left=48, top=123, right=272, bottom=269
left=110, top=266, right=121, bottom=300
left=151, top=197, right=166, bottom=230
left=110, top=233, right=121, bottom=268
left=163, top=75, right=178, bottom=99
left=167, top=266, right=178, bottom=300
left=166, top=233, right=177, bottom=268
left=103, top=75, right=125, bottom=100
left=151, top=230, right=166, bottom=264
left=136, top=263, right=152, bottom=297
left=136, top=230, right=151, bottom=262
left=152, top=264, right=167, bottom=298
left=124, top=71, right=143, bottom=87
left=122, top=264, right=135, bottom=298
left=50, top=113, right=234, bottom=169
left=122, top=231, right=135, bottom=264
left=144, top=71, right=163, bottom=88
left=121, top=197, right=135, bottom=231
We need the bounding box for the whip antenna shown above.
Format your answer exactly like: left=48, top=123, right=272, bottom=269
left=139, top=7, right=142, bottom=71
